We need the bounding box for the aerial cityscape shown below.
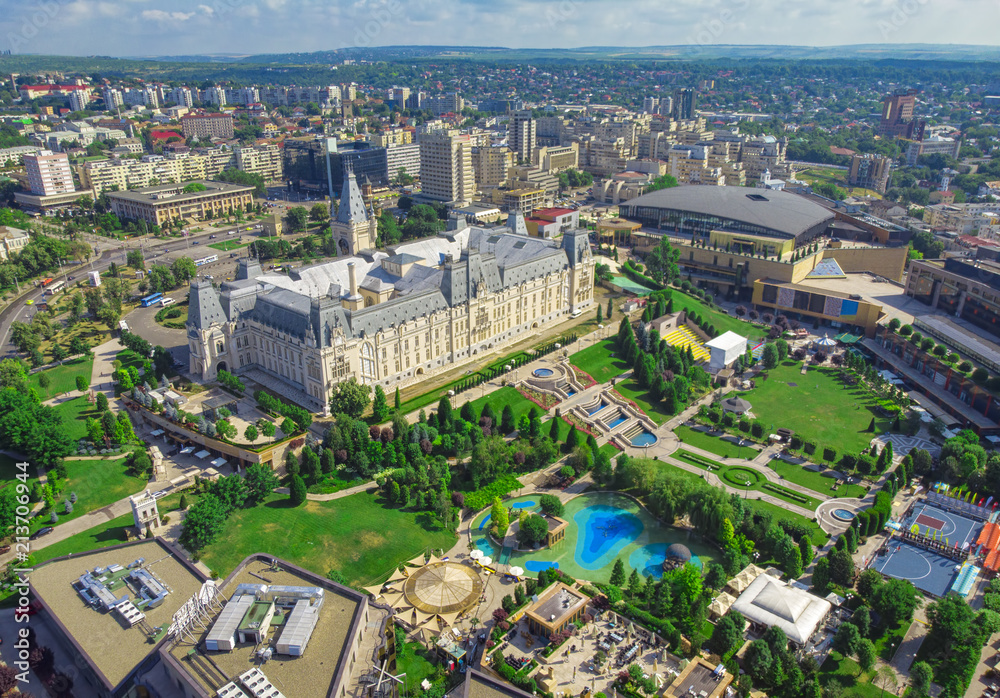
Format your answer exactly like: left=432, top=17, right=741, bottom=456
left=2, top=7, right=1000, bottom=698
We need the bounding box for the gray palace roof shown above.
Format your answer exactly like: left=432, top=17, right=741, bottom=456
left=189, top=222, right=589, bottom=346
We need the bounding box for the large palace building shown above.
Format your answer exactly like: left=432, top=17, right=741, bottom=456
left=187, top=169, right=595, bottom=413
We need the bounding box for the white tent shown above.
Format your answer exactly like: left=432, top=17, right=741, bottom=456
left=705, top=331, right=747, bottom=371
left=210, top=457, right=227, bottom=467
left=194, top=450, right=211, bottom=460
left=180, top=446, right=195, bottom=455
left=730, top=574, right=832, bottom=646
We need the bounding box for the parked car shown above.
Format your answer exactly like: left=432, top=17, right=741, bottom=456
left=30, top=526, right=54, bottom=540
left=209, top=234, right=217, bottom=239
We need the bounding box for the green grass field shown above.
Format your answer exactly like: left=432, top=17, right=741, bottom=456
left=817, top=652, right=883, bottom=698
left=464, top=385, right=540, bottom=425
left=613, top=378, right=672, bottom=426
left=767, top=458, right=868, bottom=499
left=52, top=396, right=102, bottom=441
left=46, top=457, right=147, bottom=530
left=673, top=425, right=755, bottom=459
left=396, top=643, right=439, bottom=694
left=674, top=294, right=767, bottom=343
left=33, top=513, right=134, bottom=565
left=599, top=443, right=621, bottom=460
left=570, top=339, right=630, bottom=384
left=117, top=349, right=145, bottom=372
left=208, top=239, right=250, bottom=251
left=29, top=355, right=95, bottom=399
left=738, top=361, right=889, bottom=456
left=198, top=491, right=457, bottom=586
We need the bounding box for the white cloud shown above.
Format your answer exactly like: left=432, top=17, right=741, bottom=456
left=198, top=4, right=215, bottom=16
left=141, top=9, right=196, bottom=21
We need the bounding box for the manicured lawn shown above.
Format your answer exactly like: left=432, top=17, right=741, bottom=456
left=612, top=379, right=668, bottom=425
left=29, top=355, right=95, bottom=399
left=208, top=239, right=250, bottom=251
left=570, top=339, right=630, bottom=383
left=672, top=293, right=767, bottom=343
left=198, top=491, right=457, bottom=586
left=767, top=458, right=868, bottom=499
left=52, top=396, right=102, bottom=441
left=396, top=642, right=439, bottom=694
left=465, top=385, right=540, bottom=425
left=674, top=425, right=755, bottom=460
left=747, top=499, right=829, bottom=547
left=599, top=443, right=621, bottom=460
left=818, top=651, right=883, bottom=698
left=47, top=456, right=147, bottom=529
left=37, top=319, right=113, bottom=364
left=737, top=361, right=889, bottom=457
left=644, top=458, right=708, bottom=486
left=117, top=349, right=146, bottom=372
left=33, top=513, right=134, bottom=565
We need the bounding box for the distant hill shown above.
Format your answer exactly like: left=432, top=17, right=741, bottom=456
left=127, top=44, right=1000, bottom=64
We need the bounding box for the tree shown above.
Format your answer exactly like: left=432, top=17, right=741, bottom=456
left=330, top=378, right=371, bottom=418
left=286, top=206, right=309, bottom=231
left=244, top=464, right=278, bottom=506
left=50, top=343, right=67, bottom=362
left=126, top=249, right=144, bottom=269
left=909, top=661, right=933, bottom=698
left=309, top=202, right=329, bottom=222
left=875, top=665, right=898, bottom=698
left=709, top=613, right=743, bottom=657
left=857, top=568, right=883, bottom=600
left=215, top=419, right=237, bottom=440
left=244, top=424, right=259, bottom=443
left=828, top=546, right=855, bottom=587
left=500, top=405, right=515, bottom=435
left=761, top=343, right=779, bottom=369
left=856, top=638, right=876, bottom=674
left=517, top=514, right=549, bottom=546
left=833, top=621, right=860, bottom=658
left=289, top=474, right=307, bottom=506
left=610, top=558, right=626, bottom=587
left=606, top=297, right=614, bottom=321
left=871, top=578, right=918, bottom=628
left=372, top=385, right=389, bottom=422
left=469, top=436, right=510, bottom=489
left=394, top=386, right=401, bottom=411
left=95, top=392, right=108, bottom=412
left=490, top=497, right=510, bottom=536
left=744, top=640, right=774, bottom=686
left=180, top=494, right=228, bottom=550
left=851, top=606, right=871, bottom=639
left=75, top=375, right=88, bottom=392
left=539, top=494, right=564, bottom=517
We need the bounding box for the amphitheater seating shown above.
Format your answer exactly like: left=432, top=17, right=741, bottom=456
left=663, top=325, right=710, bottom=362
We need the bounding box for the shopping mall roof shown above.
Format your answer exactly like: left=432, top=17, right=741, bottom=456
left=620, top=186, right=835, bottom=239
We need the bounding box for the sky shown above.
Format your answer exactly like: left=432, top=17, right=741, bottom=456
left=0, top=0, right=998, bottom=57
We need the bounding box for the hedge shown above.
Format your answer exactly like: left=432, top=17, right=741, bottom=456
left=762, top=482, right=810, bottom=505
left=464, top=474, right=523, bottom=511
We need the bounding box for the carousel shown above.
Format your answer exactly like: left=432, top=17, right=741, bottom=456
left=364, top=555, right=485, bottom=630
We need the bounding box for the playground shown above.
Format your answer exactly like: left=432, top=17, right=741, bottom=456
left=470, top=492, right=716, bottom=583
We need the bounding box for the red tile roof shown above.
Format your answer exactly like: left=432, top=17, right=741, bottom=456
left=533, top=207, right=575, bottom=217
left=977, top=522, right=1000, bottom=552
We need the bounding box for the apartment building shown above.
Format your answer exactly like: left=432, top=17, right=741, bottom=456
left=533, top=144, right=579, bottom=173
left=170, top=87, right=193, bottom=107
left=923, top=202, right=1000, bottom=235
left=509, top=110, right=536, bottom=164
left=234, top=143, right=283, bottom=181
left=385, top=143, right=421, bottom=181
left=180, top=113, right=235, bottom=140
left=425, top=93, right=464, bottom=116
left=849, top=154, right=892, bottom=193
left=472, top=146, right=514, bottom=188
left=203, top=86, right=227, bottom=107
left=24, top=149, right=75, bottom=196
left=68, top=89, right=91, bottom=113
left=419, top=130, right=475, bottom=204
left=106, top=181, right=255, bottom=225
left=371, top=128, right=413, bottom=148
left=102, top=88, right=123, bottom=110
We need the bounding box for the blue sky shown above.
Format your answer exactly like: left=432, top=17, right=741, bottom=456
left=0, top=0, right=996, bottom=56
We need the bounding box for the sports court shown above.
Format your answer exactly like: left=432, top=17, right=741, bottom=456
left=872, top=503, right=982, bottom=597
left=904, top=502, right=980, bottom=550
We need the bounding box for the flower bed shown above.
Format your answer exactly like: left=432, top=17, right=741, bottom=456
left=571, top=366, right=597, bottom=389
left=721, top=467, right=762, bottom=487
left=612, top=391, right=642, bottom=414
left=518, top=385, right=560, bottom=410
left=562, top=413, right=597, bottom=438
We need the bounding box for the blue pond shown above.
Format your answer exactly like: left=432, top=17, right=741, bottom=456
left=631, top=430, right=657, bottom=447
left=525, top=560, right=559, bottom=572
left=477, top=500, right=538, bottom=530
left=629, top=543, right=703, bottom=579
left=573, top=505, right=643, bottom=570
left=474, top=537, right=497, bottom=557
left=607, top=415, right=628, bottom=429
left=566, top=389, right=577, bottom=397
left=587, top=401, right=609, bottom=416
left=533, top=368, right=554, bottom=378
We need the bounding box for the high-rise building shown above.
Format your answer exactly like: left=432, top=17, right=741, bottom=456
left=848, top=154, right=892, bottom=194
left=385, top=143, right=421, bottom=181
left=388, top=87, right=410, bottom=108
left=642, top=97, right=659, bottom=113
left=24, top=149, right=75, bottom=196
left=170, top=87, right=193, bottom=107
left=419, top=130, right=475, bottom=204
left=204, top=86, right=227, bottom=107
left=102, top=88, right=123, bottom=110
left=472, top=146, right=514, bottom=187
left=877, top=89, right=926, bottom=140
left=68, top=89, right=91, bottom=112
left=672, top=88, right=697, bottom=120
left=509, top=110, right=536, bottom=164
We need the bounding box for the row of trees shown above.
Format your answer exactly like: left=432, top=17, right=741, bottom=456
left=180, top=466, right=279, bottom=550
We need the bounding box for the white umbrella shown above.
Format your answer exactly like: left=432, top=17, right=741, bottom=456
left=509, top=566, right=524, bottom=576
left=480, top=557, right=493, bottom=567
left=469, top=549, right=483, bottom=560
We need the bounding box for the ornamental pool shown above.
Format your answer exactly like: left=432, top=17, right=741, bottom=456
left=469, top=492, right=715, bottom=582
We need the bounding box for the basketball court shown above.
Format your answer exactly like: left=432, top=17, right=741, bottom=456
left=872, top=503, right=982, bottom=597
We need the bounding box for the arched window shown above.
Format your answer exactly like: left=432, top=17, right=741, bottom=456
left=216, top=340, right=225, bottom=354
left=360, top=343, right=376, bottom=384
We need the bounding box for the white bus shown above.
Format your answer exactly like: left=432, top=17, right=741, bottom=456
left=160, top=297, right=176, bottom=307
left=194, top=255, right=219, bottom=267
left=44, top=281, right=65, bottom=295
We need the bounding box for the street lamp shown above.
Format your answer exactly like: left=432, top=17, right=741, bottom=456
left=744, top=480, right=751, bottom=499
